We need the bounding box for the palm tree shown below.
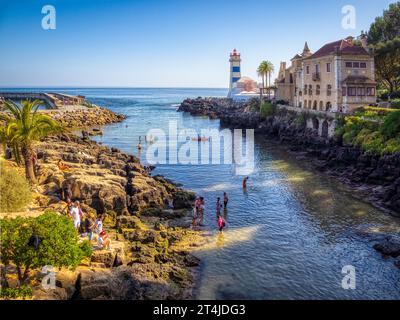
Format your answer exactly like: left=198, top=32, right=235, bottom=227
left=257, top=61, right=269, bottom=97
left=265, top=61, right=275, bottom=99
left=0, top=99, right=61, bottom=184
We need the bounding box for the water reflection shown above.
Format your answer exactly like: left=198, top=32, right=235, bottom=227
left=66, top=88, right=400, bottom=300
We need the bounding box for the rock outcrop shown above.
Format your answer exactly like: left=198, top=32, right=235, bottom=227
left=35, top=134, right=195, bottom=216
left=44, top=106, right=126, bottom=128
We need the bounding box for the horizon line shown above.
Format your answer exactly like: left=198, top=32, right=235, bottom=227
left=0, top=86, right=229, bottom=90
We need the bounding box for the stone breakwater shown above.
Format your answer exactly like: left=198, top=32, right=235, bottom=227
left=43, top=106, right=126, bottom=128
left=178, top=97, right=400, bottom=217
left=27, top=133, right=203, bottom=300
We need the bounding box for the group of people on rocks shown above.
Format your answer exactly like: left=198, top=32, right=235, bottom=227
left=193, top=177, right=250, bottom=233
left=64, top=198, right=111, bottom=250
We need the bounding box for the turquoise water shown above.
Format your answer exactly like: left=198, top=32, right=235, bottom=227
left=6, top=88, right=400, bottom=299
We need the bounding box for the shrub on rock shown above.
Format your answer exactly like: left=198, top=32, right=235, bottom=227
left=0, top=163, right=32, bottom=212
left=0, top=211, right=92, bottom=285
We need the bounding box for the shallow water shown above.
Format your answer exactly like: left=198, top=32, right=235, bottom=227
left=13, top=87, right=400, bottom=299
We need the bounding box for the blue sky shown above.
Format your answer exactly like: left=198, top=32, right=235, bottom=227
left=0, top=0, right=394, bottom=88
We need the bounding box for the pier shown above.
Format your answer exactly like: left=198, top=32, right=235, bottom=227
left=0, top=92, right=86, bottom=109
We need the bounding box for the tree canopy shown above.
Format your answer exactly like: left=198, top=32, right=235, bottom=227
left=367, top=2, right=400, bottom=94
left=0, top=211, right=92, bottom=285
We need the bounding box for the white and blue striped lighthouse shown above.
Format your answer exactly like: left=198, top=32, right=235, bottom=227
left=228, top=49, right=241, bottom=98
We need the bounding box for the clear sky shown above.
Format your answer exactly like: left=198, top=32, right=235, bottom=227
left=0, top=0, right=394, bottom=88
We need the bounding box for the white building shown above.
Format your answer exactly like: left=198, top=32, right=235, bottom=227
left=228, top=49, right=259, bottom=101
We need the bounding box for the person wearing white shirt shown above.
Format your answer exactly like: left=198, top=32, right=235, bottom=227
left=70, top=202, right=81, bottom=230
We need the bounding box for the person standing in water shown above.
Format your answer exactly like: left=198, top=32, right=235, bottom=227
left=216, top=197, right=222, bottom=214
left=223, top=192, right=229, bottom=209
left=242, top=177, right=249, bottom=189
left=217, top=214, right=226, bottom=232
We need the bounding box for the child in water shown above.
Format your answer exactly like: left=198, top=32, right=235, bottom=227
left=217, top=214, right=226, bottom=232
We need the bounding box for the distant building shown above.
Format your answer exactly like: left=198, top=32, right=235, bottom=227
left=276, top=35, right=376, bottom=113
left=228, top=49, right=259, bottom=101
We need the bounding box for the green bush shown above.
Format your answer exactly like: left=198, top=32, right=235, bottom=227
left=359, top=131, right=385, bottom=155
left=354, top=106, right=398, bottom=117
left=0, top=285, right=32, bottom=300
left=382, top=138, right=400, bottom=154
left=260, top=101, right=276, bottom=119
left=341, top=116, right=374, bottom=144
left=0, top=162, right=31, bottom=212
left=380, top=111, right=400, bottom=139
left=0, top=211, right=92, bottom=285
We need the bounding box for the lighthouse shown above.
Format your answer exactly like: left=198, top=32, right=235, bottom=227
left=228, top=49, right=241, bottom=98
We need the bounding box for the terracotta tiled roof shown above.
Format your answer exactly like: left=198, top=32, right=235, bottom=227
left=306, top=39, right=369, bottom=59
left=342, top=75, right=376, bottom=84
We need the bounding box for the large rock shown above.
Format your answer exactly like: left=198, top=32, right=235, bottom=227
left=116, top=215, right=144, bottom=230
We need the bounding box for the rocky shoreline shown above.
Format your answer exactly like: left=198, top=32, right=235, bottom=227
left=178, top=97, right=400, bottom=217
left=23, top=132, right=204, bottom=300
left=1, top=104, right=206, bottom=300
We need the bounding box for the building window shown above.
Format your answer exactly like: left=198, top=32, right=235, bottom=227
left=348, top=87, right=357, bottom=96
left=327, top=84, right=332, bottom=96
left=345, top=61, right=368, bottom=69
left=232, top=66, right=240, bottom=72
left=342, top=87, right=347, bottom=96
left=316, top=85, right=321, bottom=95
left=299, top=90, right=302, bottom=96
left=367, top=87, right=376, bottom=96
left=357, top=87, right=366, bottom=96
left=309, top=85, right=313, bottom=95
left=326, top=63, right=331, bottom=73
left=326, top=102, right=332, bottom=112
left=304, top=85, right=308, bottom=95
left=306, top=66, right=310, bottom=74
